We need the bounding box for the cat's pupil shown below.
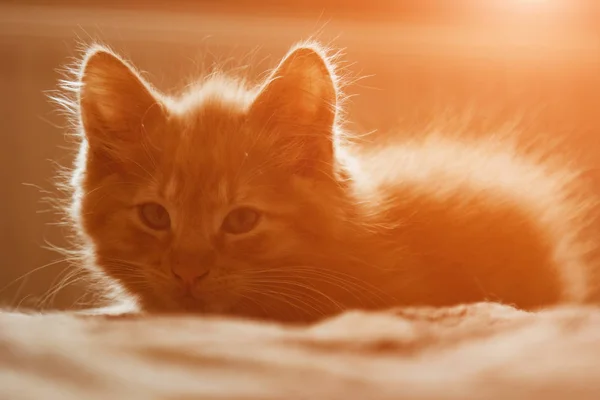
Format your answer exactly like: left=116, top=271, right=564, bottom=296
left=139, top=203, right=171, bottom=230
left=222, top=207, right=260, bottom=235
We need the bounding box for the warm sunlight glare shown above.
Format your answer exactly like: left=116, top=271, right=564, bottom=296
left=520, top=0, right=549, bottom=7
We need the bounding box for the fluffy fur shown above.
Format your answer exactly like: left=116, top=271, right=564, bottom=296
left=56, top=41, right=600, bottom=322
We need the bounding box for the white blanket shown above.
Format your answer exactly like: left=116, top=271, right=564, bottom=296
left=1, top=303, right=599, bottom=399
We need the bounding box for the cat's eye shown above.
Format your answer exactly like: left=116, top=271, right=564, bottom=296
left=221, top=207, right=261, bottom=235
left=138, top=202, right=171, bottom=230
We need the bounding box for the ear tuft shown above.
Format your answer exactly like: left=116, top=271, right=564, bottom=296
left=78, top=46, right=162, bottom=147
left=248, top=42, right=341, bottom=177
left=250, top=42, right=338, bottom=128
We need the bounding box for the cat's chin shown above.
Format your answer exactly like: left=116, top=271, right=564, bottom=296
left=136, top=291, right=238, bottom=316
left=134, top=289, right=334, bottom=323
left=174, top=296, right=210, bottom=313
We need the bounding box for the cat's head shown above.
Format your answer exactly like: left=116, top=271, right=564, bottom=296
left=70, top=42, right=357, bottom=320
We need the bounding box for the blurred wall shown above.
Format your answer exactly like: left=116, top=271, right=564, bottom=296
left=1, top=2, right=600, bottom=310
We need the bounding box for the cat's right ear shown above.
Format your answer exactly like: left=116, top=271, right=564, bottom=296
left=78, top=46, right=164, bottom=151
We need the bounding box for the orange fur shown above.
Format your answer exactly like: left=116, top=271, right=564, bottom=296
left=59, top=41, right=600, bottom=322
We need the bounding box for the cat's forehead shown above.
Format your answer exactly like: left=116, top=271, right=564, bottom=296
left=157, top=96, right=268, bottom=205
left=166, top=89, right=253, bottom=158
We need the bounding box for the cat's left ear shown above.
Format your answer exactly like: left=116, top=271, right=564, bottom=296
left=248, top=44, right=338, bottom=174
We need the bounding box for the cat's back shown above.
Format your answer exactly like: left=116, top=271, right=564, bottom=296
left=349, top=135, right=599, bottom=308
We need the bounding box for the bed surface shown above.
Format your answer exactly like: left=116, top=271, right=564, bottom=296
left=1, top=302, right=599, bottom=399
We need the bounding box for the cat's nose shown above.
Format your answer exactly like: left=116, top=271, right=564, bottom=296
left=171, top=265, right=210, bottom=286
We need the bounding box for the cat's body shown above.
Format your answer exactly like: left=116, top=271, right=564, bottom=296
left=349, top=138, right=595, bottom=308
left=60, top=41, right=599, bottom=322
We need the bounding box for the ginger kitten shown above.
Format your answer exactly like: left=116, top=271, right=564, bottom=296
left=61, top=41, right=599, bottom=322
